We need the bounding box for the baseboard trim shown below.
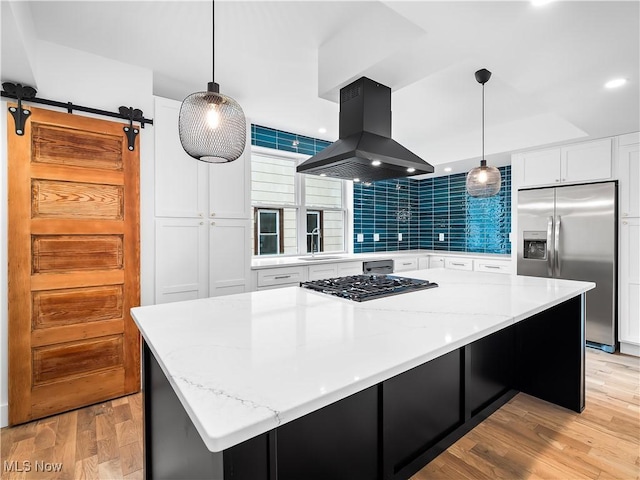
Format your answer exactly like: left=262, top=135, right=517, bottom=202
left=1, top=402, right=8, bottom=428
left=620, top=342, right=640, bottom=357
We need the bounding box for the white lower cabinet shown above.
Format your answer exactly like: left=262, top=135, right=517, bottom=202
left=255, top=260, right=363, bottom=290
left=209, top=219, right=252, bottom=296
left=429, top=256, right=445, bottom=268
left=619, top=218, right=640, bottom=350
left=445, top=258, right=473, bottom=271
left=257, top=267, right=305, bottom=290
left=393, top=257, right=418, bottom=273
left=308, top=264, right=338, bottom=281
left=155, top=218, right=252, bottom=302
left=474, top=259, right=512, bottom=274
left=418, top=257, right=429, bottom=270
left=155, top=218, right=209, bottom=304
left=338, top=261, right=363, bottom=276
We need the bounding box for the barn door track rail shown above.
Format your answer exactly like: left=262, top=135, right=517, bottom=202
left=1, top=82, right=153, bottom=152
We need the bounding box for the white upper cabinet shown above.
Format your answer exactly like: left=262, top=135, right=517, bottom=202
left=517, top=138, right=613, bottom=189
left=209, top=143, right=251, bottom=219
left=520, top=148, right=561, bottom=187
left=561, top=138, right=613, bottom=184
left=154, top=97, right=209, bottom=218
left=618, top=134, right=640, bottom=218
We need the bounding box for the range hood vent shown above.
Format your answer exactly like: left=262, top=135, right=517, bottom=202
left=297, top=77, right=433, bottom=182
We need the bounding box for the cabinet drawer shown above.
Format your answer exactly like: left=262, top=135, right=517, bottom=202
left=429, top=256, right=445, bottom=268
left=445, top=258, right=473, bottom=271
left=257, top=267, right=305, bottom=287
left=475, top=260, right=511, bottom=274
left=337, top=261, right=363, bottom=277
left=393, top=257, right=418, bottom=272
left=308, top=264, right=339, bottom=281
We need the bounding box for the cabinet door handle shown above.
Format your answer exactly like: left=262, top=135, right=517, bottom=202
left=450, top=262, right=465, bottom=266
left=211, top=222, right=215, bottom=226
left=211, top=213, right=216, bottom=217
left=623, top=212, right=629, bottom=217
left=402, top=262, right=412, bottom=266
left=484, top=265, right=500, bottom=269
left=274, top=275, right=291, bottom=280
left=622, top=221, right=628, bottom=225
left=199, top=221, right=203, bottom=225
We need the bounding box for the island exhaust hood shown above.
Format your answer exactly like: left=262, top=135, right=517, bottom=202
left=297, top=77, right=434, bottom=182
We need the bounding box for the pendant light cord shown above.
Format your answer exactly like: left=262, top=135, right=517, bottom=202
left=212, top=0, right=215, bottom=82
left=482, top=81, right=485, bottom=162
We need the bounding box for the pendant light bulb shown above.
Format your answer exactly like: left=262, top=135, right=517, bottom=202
left=466, top=68, right=501, bottom=198
left=178, top=1, right=246, bottom=163
left=206, top=104, right=221, bottom=129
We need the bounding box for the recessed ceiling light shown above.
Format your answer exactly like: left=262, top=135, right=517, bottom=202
left=371, top=160, right=381, bottom=166
left=605, top=78, right=627, bottom=89
left=318, top=127, right=327, bottom=134
left=407, top=167, right=416, bottom=173
left=353, top=178, right=360, bottom=182
left=444, top=167, right=452, bottom=172
left=319, top=173, right=327, bottom=177
left=531, top=0, right=554, bottom=6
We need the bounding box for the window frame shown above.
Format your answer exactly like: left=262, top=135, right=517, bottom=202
left=254, top=207, right=284, bottom=255
left=306, top=210, right=324, bottom=254
left=251, top=147, right=349, bottom=257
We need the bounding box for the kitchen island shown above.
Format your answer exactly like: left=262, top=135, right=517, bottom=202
left=132, top=269, right=594, bottom=480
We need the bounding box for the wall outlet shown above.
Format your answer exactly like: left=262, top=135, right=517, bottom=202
left=356, top=233, right=364, bottom=242
left=439, top=233, right=445, bottom=242
left=374, top=233, right=380, bottom=241
left=398, top=233, right=403, bottom=241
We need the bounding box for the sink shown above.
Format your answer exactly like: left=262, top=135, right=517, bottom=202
left=298, top=256, right=344, bottom=261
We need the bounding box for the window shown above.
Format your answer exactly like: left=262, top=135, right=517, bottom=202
left=255, top=208, right=282, bottom=255
left=251, top=151, right=346, bottom=256
left=306, top=210, right=322, bottom=253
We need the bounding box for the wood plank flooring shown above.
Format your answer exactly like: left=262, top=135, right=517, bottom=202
left=1, top=349, right=638, bottom=479
left=1, top=395, right=143, bottom=479
left=412, top=348, right=640, bottom=480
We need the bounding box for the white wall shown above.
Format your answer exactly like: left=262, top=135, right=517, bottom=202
left=1, top=31, right=155, bottom=427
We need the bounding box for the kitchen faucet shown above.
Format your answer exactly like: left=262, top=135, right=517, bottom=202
left=311, top=227, right=321, bottom=257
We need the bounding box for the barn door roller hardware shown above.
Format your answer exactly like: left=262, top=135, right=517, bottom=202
left=3, top=83, right=36, bottom=136
left=1, top=82, right=153, bottom=152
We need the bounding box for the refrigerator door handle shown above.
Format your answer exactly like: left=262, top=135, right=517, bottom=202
left=547, top=216, right=554, bottom=277
left=555, top=216, right=562, bottom=275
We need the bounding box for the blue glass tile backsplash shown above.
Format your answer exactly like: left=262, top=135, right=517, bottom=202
left=251, top=124, right=331, bottom=155
left=250, top=123, right=510, bottom=255
left=354, top=166, right=511, bottom=255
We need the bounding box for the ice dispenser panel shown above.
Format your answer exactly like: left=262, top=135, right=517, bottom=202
left=523, top=231, right=547, bottom=260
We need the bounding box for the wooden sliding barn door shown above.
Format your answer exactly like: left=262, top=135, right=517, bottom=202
left=8, top=105, right=141, bottom=425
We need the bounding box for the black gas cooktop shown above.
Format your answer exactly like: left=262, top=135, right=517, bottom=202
left=300, top=274, right=438, bottom=302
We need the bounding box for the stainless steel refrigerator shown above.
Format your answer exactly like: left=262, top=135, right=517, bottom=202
left=517, top=182, right=617, bottom=352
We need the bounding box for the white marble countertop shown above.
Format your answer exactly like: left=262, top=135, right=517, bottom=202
left=251, top=249, right=510, bottom=269
left=131, top=269, right=593, bottom=453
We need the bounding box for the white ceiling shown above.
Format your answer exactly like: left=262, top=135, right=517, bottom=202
left=5, top=1, right=640, bottom=176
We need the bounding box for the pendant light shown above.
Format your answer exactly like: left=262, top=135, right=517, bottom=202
left=178, top=0, right=246, bottom=163
left=466, top=68, right=501, bottom=197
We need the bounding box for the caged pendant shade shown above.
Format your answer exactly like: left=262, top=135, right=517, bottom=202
left=178, top=1, right=246, bottom=163
left=466, top=68, right=501, bottom=198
